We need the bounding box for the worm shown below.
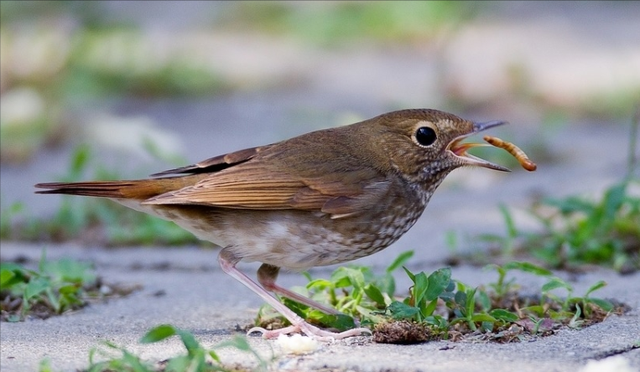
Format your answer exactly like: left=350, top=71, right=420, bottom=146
left=483, top=135, right=537, bottom=171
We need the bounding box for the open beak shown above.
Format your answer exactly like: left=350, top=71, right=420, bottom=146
left=448, top=120, right=511, bottom=172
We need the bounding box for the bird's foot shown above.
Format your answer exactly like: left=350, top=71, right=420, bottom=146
left=248, top=322, right=371, bottom=342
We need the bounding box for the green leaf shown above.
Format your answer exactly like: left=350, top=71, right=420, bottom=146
left=541, top=278, right=572, bottom=293
left=520, top=305, right=546, bottom=317
left=140, top=324, right=177, bottom=343
left=376, top=272, right=396, bottom=297
left=387, top=301, right=420, bottom=320
left=25, top=277, right=49, bottom=300
left=386, top=251, right=414, bottom=273
left=586, top=297, right=614, bottom=312
left=208, top=350, right=221, bottom=363
left=477, top=290, right=491, bottom=311
left=330, top=274, right=352, bottom=289
left=489, top=309, right=519, bottom=322
left=307, top=279, right=333, bottom=291
left=503, top=261, right=552, bottom=277
left=330, top=267, right=365, bottom=290
left=120, top=348, right=153, bottom=372
left=425, top=267, right=451, bottom=301
left=39, top=358, right=53, bottom=372
left=58, top=284, right=80, bottom=295
left=0, top=268, right=17, bottom=288
left=47, top=258, right=95, bottom=284
left=421, top=299, right=438, bottom=317
left=364, top=284, right=385, bottom=307
left=164, top=355, right=191, bottom=372
left=445, top=280, right=456, bottom=292
left=0, top=262, right=28, bottom=273
left=471, top=313, right=496, bottom=323
left=454, top=290, right=467, bottom=308
left=45, top=288, right=61, bottom=313
left=345, top=267, right=366, bottom=291
left=311, top=313, right=356, bottom=331
left=283, top=298, right=309, bottom=319
left=423, top=315, right=449, bottom=329
left=175, top=328, right=202, bottom=356
left=464, top=288, right=477, bottom=318
left=402, top=266, right=416, bottom=282
left=413, top=271, right=429, bottom=305
left=481, top=321, right=494, bottom=332
left=584, top=280, right=607, bottom=297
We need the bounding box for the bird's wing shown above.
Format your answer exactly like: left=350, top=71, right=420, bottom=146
left=143, top=146, right=391, bottom=219
left=150, top=145, right=269, bottom=176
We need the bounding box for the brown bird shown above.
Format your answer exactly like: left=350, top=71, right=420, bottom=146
left=35, top=109, right=509, bottom=340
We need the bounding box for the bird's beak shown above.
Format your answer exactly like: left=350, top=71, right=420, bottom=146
left=448, top=120, right=511, bottom=172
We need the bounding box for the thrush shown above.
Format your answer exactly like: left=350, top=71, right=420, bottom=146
left=35, top=109, right=510, bottom=340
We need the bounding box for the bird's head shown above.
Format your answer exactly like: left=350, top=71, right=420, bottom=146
left=371, top=109, right=509, bottom=185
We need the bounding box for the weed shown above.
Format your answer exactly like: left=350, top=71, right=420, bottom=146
left=529, top=180, right=639, bottom=272
left=86, top=324, right=267, bottom=372
left=0, top=251, right=136, bottom=321
left=256, top=252, right=621, bottom=344
left=468, top=180, right=640, bottom=273
left=254, top=250, right=414, bottom=332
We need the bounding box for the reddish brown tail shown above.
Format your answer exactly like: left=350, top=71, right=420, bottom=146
left=35, top=174, right=207, bottom=201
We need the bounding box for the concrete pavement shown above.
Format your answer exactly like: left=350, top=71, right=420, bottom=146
left=1, top=242, right=638, bottom=372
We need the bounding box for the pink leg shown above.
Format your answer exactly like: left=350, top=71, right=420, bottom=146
left=218, top=249, right=370, bottom=341
left=257, top=263, right=340, bottom=315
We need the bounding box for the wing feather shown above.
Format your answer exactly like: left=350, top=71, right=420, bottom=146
left=150, top=145, right=269, bottom=176
left=144, top=163, right=390, bottom=218
left=143, top=128, right=393, bottom=218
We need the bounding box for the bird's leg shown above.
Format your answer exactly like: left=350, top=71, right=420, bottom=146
left=218, top=249, right=371, bottom=341
left=257, top=263, right=340, bottom=315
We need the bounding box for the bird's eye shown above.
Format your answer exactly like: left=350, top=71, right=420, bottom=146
left=415, top=126, right=437, bottom=147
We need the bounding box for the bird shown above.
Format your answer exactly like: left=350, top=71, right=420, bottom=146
left=35, top=108, right=509, bottom=340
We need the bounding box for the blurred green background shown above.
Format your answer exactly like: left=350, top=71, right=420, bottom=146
left=2, top=1, right=638, bottom=162
left=1, top=1, right=638, bottom=252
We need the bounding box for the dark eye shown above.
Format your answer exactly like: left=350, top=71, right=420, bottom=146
left=415, top=126, right=437, bottom=146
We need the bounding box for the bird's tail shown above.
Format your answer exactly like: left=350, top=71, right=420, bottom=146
left=35, top=175, right=206, bottom=200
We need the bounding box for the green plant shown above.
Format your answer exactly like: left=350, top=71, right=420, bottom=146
left=528, top=180, right=639, bottom=272
left=256, top=250, right=414, bottom=331
left=487, top=261, right=551, bottom=300
left=539, top=277, right=613, bottom=319
left=1, top=251, right=97, bottom=321
left=463, top=179, right=639, bottom=273
left=86, top=324, right=268, bottom=372
left=257, top=252, right=619, bottom=343
left=386, top=267, right=453, bottom=332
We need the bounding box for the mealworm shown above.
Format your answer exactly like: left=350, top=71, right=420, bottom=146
left=483, top=135, right=537, bottom=171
